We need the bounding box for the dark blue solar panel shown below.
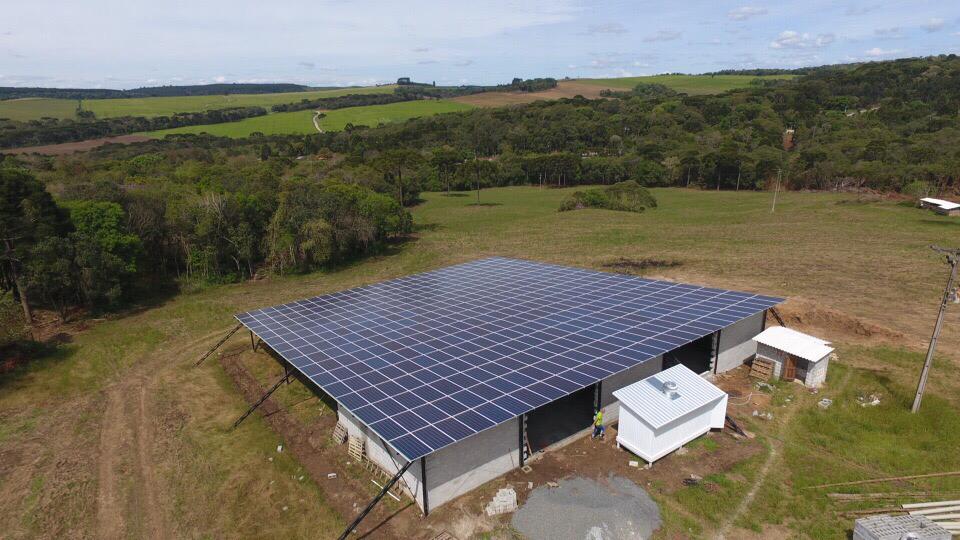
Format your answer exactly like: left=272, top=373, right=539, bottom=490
left=236, top=257, right=782, bottom=460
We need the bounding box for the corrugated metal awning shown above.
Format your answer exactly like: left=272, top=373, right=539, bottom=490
left=753, top=326, right=833, bottom=363
left=921, top=197, right=960, bottom=210
left=612, top=364, right=726, bottom=430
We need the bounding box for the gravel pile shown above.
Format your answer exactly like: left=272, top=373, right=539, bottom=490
left=512, top=475, right=661, bottom=540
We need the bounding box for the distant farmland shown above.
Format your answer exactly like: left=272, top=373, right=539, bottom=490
left=0, top=86, right=394, bottom=121
left=144, top=100, right=474, bottom=138
left=578, top=74, right=795, bottom=95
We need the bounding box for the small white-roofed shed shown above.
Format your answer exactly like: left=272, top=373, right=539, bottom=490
left=613, top=364, right=728, bottom=464
left=920, top=197, right=960, bottom=216
left=753, top=326, right=834, bottom=388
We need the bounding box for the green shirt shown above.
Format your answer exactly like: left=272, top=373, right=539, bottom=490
left=594, top=411, right=603, bottom=426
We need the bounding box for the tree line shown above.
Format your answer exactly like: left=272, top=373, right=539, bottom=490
left=311, top=55, right=960, bottom=193
left=0, top=83, right=314, bottom=100
left=0, top=151, right=411, bottom=332
left=394, top=78, right=558, bottom=99
left=269, top=92, right=415, bottom=113
left=4, top=54, right=960, bottom=334
left=0, top=106, right=268, bottom=149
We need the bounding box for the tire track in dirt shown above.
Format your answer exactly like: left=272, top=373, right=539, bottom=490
left=96, top=376, right=170, bottom=539
left=96, top=388, right=127, bottom=539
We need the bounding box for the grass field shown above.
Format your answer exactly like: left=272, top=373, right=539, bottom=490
left=0, top=86, right=393, bottom=121
left=143, top=99, right=475, bottom=138
left=1, top=187, right=958, bottom=538
left=578, top=74, right=796, bottom=95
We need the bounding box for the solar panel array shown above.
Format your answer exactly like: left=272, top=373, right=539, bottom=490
left=236, top=257, right=782, bottom=460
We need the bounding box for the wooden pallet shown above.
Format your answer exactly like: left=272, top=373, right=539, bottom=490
left=331, top=423, right=348, bottom=445
left=750, top=357, right=775, bottom=380
left=347, top=435, right=365, bottom=461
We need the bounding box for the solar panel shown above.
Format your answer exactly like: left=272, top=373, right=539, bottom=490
left=236, top=257, right=782, bottom=460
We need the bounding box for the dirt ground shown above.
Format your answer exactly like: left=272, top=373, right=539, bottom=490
left=222, top=341, right=771, bottom=539
left=1, top=135, right=151, bottom=155
left=451, top=81, right=609, bottom=107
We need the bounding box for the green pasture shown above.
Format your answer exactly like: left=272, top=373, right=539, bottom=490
left=578, top=74, right=796, bottom=95
left=143, top=99, right=475, bottom=138
left=0, top=86, right=393, bottom=121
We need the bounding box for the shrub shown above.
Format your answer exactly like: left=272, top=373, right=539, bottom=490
left=559, top=180, right=658, bottom=214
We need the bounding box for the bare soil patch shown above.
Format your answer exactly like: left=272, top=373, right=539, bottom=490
left=775, top=298, right=903, bottom=345
left=1, top=135, right=151, bottom=156
left=451, top=81, right=609, bottom=107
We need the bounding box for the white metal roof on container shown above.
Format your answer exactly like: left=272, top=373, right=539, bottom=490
left=921, top=197, right=960, bottom=210
left=753, top=326, right=834, bottom=363
left=612, top=364, right=726, bottom=430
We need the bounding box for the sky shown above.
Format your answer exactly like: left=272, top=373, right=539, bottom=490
left=2, top=0, right=959, bottom=89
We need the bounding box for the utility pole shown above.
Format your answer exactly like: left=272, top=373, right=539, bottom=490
left=771, top=169, right=782, bottom=213
left=912, top=245, right=960, bottom=413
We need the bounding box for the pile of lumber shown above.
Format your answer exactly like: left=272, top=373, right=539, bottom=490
left=749, top=357, right=775, bottom=380
left=903, top=500, right=960, bottom=535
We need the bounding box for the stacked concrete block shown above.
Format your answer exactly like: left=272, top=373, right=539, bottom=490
left=485, top=487, right=518, bottom=516
left=853, top=514, right=950, bottom=540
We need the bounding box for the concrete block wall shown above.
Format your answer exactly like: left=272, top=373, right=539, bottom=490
left=715, top=311, right=765, bottom=373
left=756, top=342, right=786, bottom=379
left=600, top=355, right=663, bottom=424
left=426, top=418, right=519, bottom=509
left=338, top=409, right=425, bottom=509
left=805, top=355, right=829, bottom=388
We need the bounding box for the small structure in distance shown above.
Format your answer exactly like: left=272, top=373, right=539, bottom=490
left=920, top=197, right=960, bottom=216
left=613, top=364, right=728, bottom=464
left=752, top=326, right=833, bottom=388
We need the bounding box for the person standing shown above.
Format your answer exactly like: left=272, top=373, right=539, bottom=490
left=592, top=408, right=605, bottom=439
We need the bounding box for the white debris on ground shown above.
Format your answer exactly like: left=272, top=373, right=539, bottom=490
left=485, top=487, right=518, bottom=516
left=857, top=393, right=882, bottom=407
left=818, top=398, right=833, bottom=409
left=277, top=444, right=283, bottom=453
left=628, top=460, right=640, bottom=468
left=752, top=410, right=774, bottom=420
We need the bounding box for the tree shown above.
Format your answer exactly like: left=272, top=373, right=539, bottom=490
left=68, top=201, right=141, bottom=309
left=25, top=237, right=76, bottom=321
left=376, top=149, right=423, bottom=205
left=0, top=168, right=71, bottom=332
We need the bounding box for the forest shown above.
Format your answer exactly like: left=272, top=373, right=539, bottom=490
left=2, top=55, right=960, bottom=335
left=0, top=83, right=315, bottom=100
left=0, top=106, right=269, bottom=148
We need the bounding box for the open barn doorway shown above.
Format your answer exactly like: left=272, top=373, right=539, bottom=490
left=662, top=334, right=714, bottom=374
left=526, top=385, right=595, bottom=453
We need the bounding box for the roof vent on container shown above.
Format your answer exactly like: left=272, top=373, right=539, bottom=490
left=662, top=380, right=679, bottom=399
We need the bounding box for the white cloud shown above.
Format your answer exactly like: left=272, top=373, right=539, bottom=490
left=923, top=18, right=944, bottom=33
left=864, top=47, right=900, bottom=57
left=643, top=30, right=681, bottom=42
left=874, top=27, right=904, bottom=39
left=586, top=23, right=628, bottom=35
left=770, top=31, right=835, bottom=49
left=213, top=75, right=226, bottom=83
left=728, top=6, right=768, bottom=21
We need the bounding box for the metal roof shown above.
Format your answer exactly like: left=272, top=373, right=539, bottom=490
left=921, top=197, right=960, bottom=210
left=752, top=326, right=833, bottom=363
left=612, top=364, right=726, bottom=430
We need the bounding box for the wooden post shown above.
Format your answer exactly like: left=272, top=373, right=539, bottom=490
left=913, top=246, right=960, bottom=413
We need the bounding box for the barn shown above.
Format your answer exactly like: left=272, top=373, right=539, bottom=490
left=235, top=257, right=782, bottom=513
